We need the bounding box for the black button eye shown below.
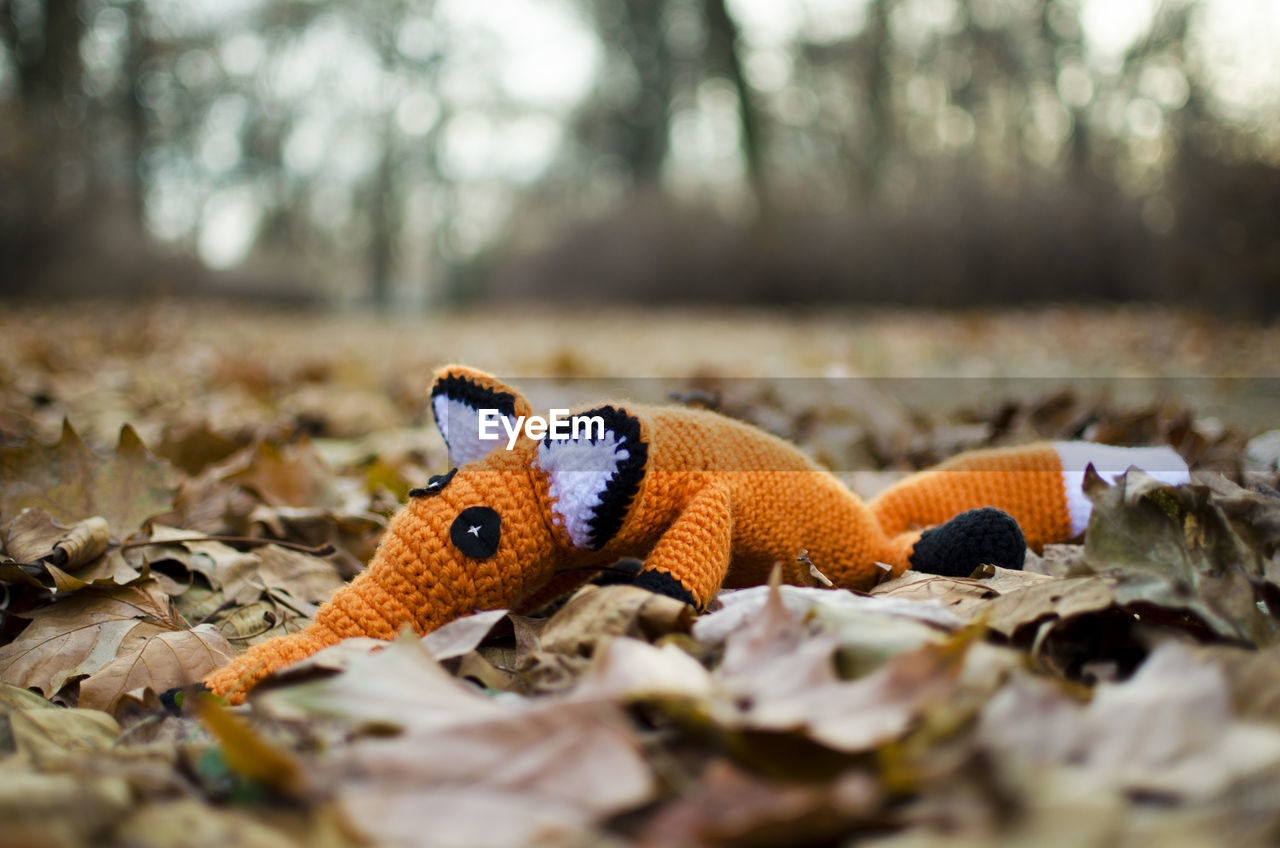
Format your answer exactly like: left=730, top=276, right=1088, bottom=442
left=450, top=506, right=501, bottom=559
left=410, top=467, right=457, bottom=498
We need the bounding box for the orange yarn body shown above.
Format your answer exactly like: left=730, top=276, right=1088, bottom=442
left=204, top=369, right=1078, bottom=701
left=575, top=408, right=1071, bottom=597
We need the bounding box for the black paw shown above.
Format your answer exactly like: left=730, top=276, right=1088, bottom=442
left=631, top=569, right=697, bottom=607
left=908, top=507, right=1026, bottom=578
left=590, top=557, right=645, bottom=587
left=160, top=682, right=210, bottom=715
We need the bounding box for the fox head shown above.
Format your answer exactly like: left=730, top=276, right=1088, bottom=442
left=203, top=365, right=658, bottom=701
left=388, top=365, right=650, bottom=624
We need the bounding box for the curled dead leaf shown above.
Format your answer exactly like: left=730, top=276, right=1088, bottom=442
left=3, top=508, right=110, bottom=570
left=0, top=509, right=140, bottom=593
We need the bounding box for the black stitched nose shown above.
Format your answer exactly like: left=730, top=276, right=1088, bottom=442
left=451, top=506, right=501, bottom=559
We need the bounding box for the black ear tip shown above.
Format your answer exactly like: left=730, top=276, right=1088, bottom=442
left=908, top=507, right=1026, bottom=578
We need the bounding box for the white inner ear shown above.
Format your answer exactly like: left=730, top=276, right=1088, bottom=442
left=1054, top=441, right=1190, bottom=536
left=433, top=394, right=518, bottom=467
left=535, top=430, right=630, bottom=549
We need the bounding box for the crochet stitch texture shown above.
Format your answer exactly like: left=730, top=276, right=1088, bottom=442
left=203, top=366, right=1188, bottom=701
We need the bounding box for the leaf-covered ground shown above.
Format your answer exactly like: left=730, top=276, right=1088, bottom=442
left=2, top=302, right=1280, bottom=848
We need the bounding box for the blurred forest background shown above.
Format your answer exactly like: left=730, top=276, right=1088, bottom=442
left=1, top=0, right=1277, bottom=314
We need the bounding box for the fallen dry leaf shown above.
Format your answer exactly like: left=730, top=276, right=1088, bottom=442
left=3, top=508, right=110, bottom=570
left=79, top=623, right=236, bottom=715
left=574, top=636, right=715, bottom=703
left=0, top=421, right=177, bottom=535
left=0, top=583, right=181, bottom=697
left=0, top=680, right=59, bottom=712
left=109, top=799, right=330, bottom=848
left=422, top=608, right=509, bottom=661
left=714, top=571, right=816, bottom=686
left=161, top=470, right=260, bottom=536
left=1189, top=643, right=1280, bottom=723
left=133, top=524, right=240, bottom=587
left=705, top=576, right=980, bottom=753
left=736, top=633, right=975, bottom=754
left=0, top=771, right=132, bottom=848
left=638, top=759, right=878, bottom=848
left=333, top=698, right=654, bottom=848
left=868, top=570, right=1031, bottom=623
left=1082, top=469, right=1276, bottom=645
left=339, top=786, right=610, bottom=848
left=154, top=420, right=246, bottom=477
left=0, top=509, right=144, bottom=593
left=252, top=632, right=509, bottom=732
left=700, top=582, right=963, bottom=648
left=131, top=529, right=342, bottom=640
left=539, top=584, right=695, bottom=657
left=248, top=636, right=388, bottom=687
left=251, top=632, right=657, bottom=848
left=6, top=705, right=121, bottom=763
left=980, top=575, right=1117, bottom=640
left=227, top=438, right=338, bottom=509
left=246, top=545, right=344, bottom=609
left=979, top=641, right=1280, bottom=800
left=1025, top=543, right=1091, bottom=577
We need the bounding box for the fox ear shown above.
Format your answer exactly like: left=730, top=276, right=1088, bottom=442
left=533, top=405, right=647, bottom=551
left=431, top=366, right=532, bottom=467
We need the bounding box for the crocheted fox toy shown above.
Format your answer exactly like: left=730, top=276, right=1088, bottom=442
left=203, top=365, right=1189, bottom=700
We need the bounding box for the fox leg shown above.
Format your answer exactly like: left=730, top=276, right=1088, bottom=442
left=633, top=482, right=733, bottom=609
left=870, top=442, right=1189, bottom=552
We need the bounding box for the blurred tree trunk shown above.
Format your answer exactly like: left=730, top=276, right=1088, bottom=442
left=369, top=113, right=397, bottom=313
left=586, top=0, right=672, bottom=186
left=122, top=0, right=150, bottom=228
left=857, top=0, right=892, bottom=197
left=1, top=0, right=86, bottom=293
left=425, top=107, right=463, bottom=305
left=622, top=0, right=671, bottom=185
left=1041, top=0, right=1091, bottom=181
left=702, top=0, right=767, bottom=210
